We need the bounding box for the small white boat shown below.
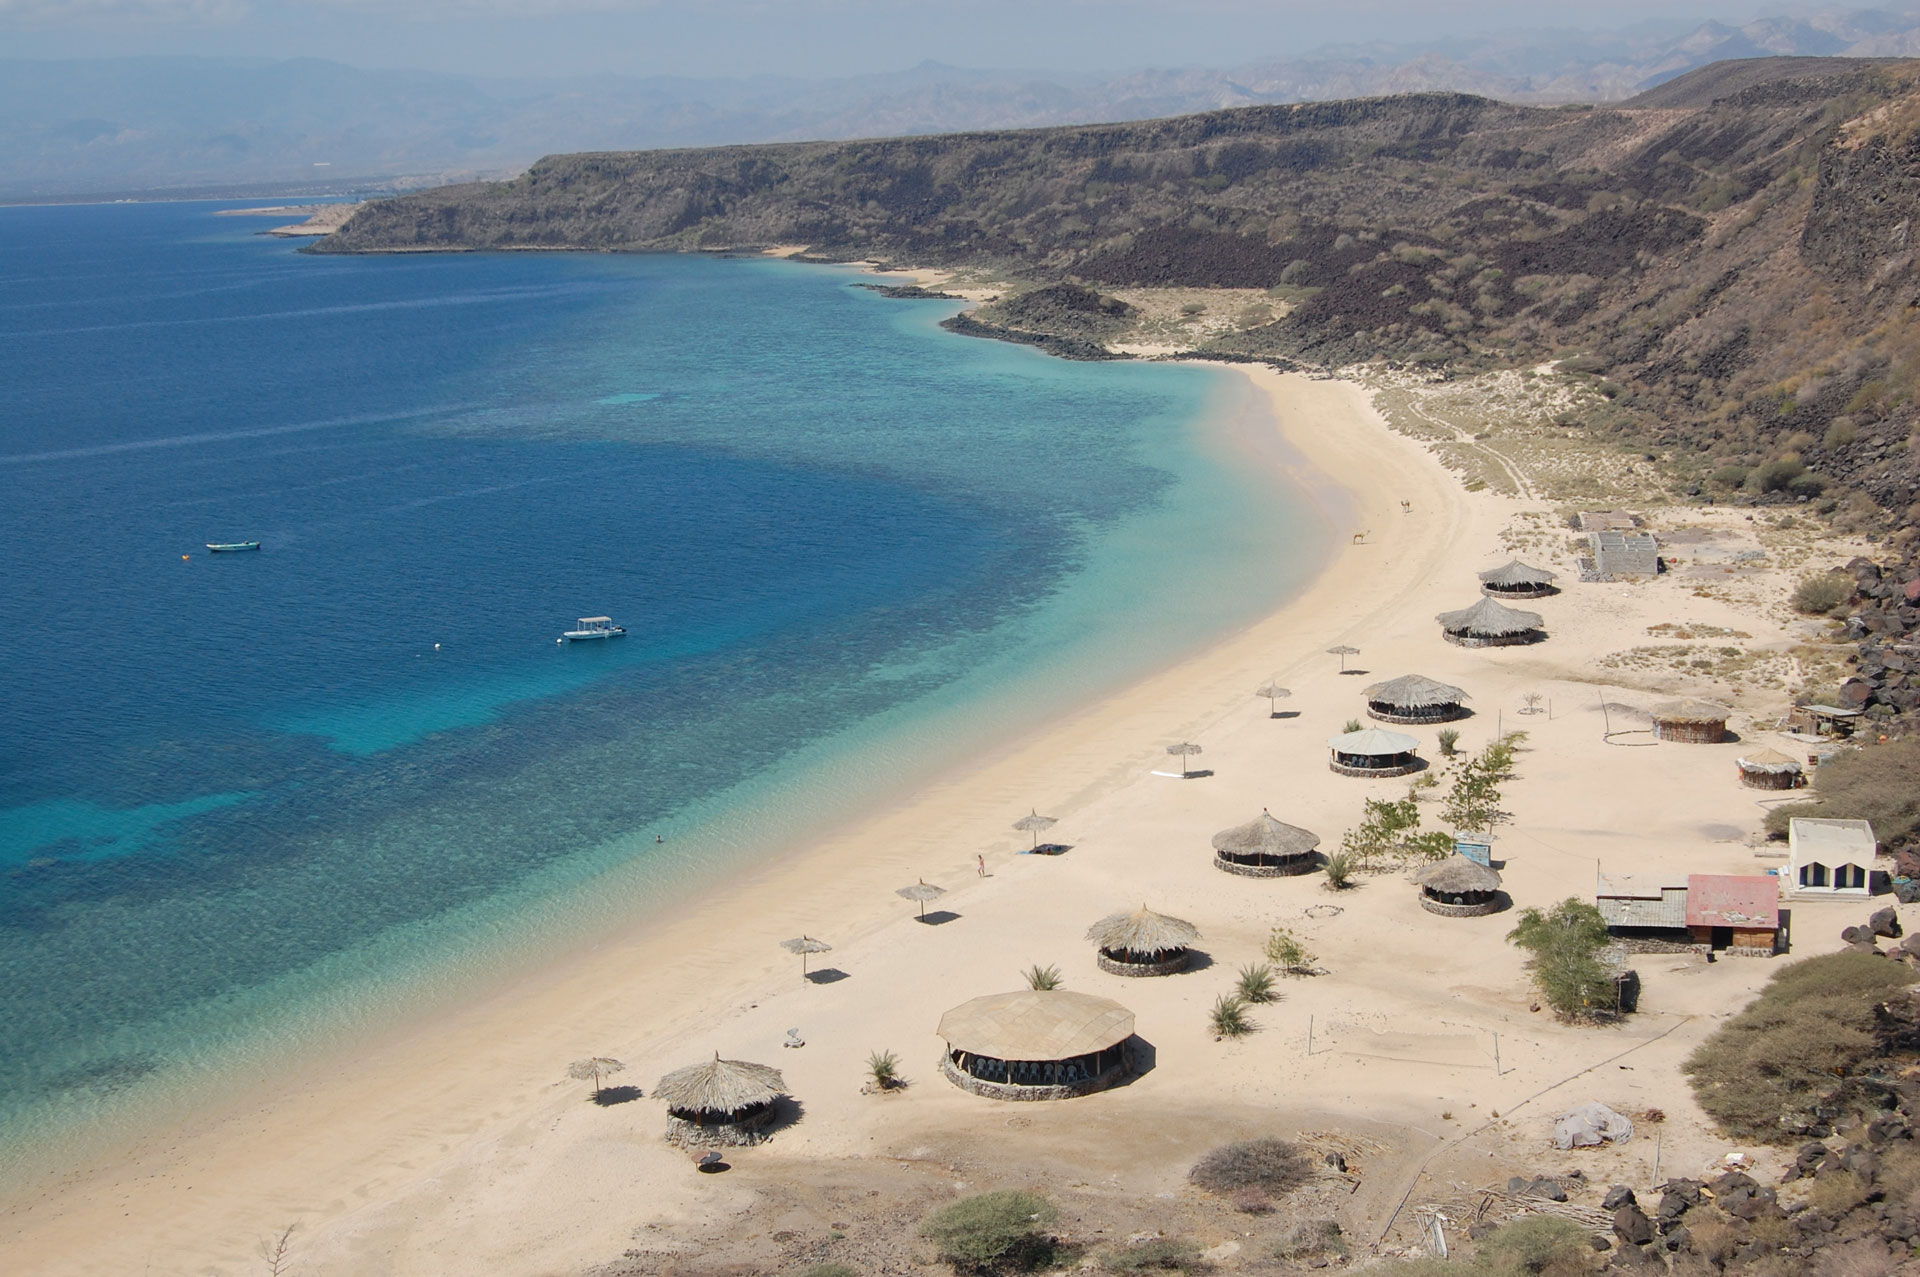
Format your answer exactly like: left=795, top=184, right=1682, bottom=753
left=561, top=616, right=626, bottom=642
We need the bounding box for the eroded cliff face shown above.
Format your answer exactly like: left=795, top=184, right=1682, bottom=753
left=319, top=61, right=1920, bottom=539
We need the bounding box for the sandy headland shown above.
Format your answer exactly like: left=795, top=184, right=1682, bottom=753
left=2, top=330, right=1885, bottom=1274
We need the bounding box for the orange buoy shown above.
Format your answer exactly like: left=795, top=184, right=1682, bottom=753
left=182, top=554, right=190, bottom=560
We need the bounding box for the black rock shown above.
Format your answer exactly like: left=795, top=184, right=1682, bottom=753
left=1614, top=1204, right=1655, bottom=1246
left=1610, top=1241, right=1655, bottom=1269
left=1590, top=1235, right=1612, bottom=1251
left=1508, top=1175, right=1531, bottom=1193
left=1663, top=1226, right=1690, bottom=1252
left=1529, top=1177, right=1570, bottom=1202
left=1872, top=907, right=1903, bottom=939
left=1868, top=1113, right=1911, bottom=1144
left=1602, top=1185, right=1638, bottom=1211
left=1325, top=1152, right=1347, bottom=1172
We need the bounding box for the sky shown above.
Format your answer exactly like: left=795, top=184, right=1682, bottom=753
left=0, top=0, right=1744, bottom=79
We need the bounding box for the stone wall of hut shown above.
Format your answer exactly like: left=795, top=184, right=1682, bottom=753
left=1096, top=950, right=1191, bottom=977
left=1330, top=757, right=1423, bottom=777
left=939, top=1053, right=1124, bottom=1102
left=665, top=1108, right=775, bottom=1147
left=1214, top=850, right=1318, bottom=877
left=1653, top=719, right=1727, bottom=744
left=1419, top=892, right=1502, bottom=918
left=1739, top=768, right=1802, bottom=790
left=1443, top=630, right=1540, bottom=649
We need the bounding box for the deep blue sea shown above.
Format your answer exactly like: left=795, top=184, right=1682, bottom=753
left=0, top=201, right=1326, bottom=1174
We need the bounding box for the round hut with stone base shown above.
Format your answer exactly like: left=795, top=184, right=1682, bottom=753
left=1328, top=727, right=1423, bottom=777
left=1212, top=809, right=1321, bottom=877
left=1086, top=906, right=1199, bottom=976
left=1414, top=855, right=1504, bottom=916
left=1737, top=747, right=1805, bottom=790
left=1365, top=674, right=1471, bottom=725
left=1478, top=559, right=1558, bottom=598
left=1437, top=597, right=1545, bottom=648
left=655, top=1055, right=787, bottom=1147
left=938, top=990, right=1134, bottom=1101
left=1650, top=699, right=1731, bottom=744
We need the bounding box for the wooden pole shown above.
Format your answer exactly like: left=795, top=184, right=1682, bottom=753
left=1307, top=1014, right=1315, bottom=1057
left=1493, top=1032, right=1502, bottom=1076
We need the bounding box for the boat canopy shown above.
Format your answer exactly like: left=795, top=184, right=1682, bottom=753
left=577, top=616, right=612, bottom=624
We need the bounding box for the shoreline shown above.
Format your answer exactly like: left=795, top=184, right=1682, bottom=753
left=1, top=356, right=1421, bottom=1274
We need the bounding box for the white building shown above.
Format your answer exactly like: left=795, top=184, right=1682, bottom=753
left=1787, top=818, right=1877, bottom=896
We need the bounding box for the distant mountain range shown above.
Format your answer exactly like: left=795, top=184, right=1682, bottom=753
left=8, top=6, right=1920, bottom=200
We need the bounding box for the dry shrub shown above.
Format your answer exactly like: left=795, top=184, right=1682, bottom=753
left=1188, top=1138, right=1311, bottom=1197
left=1792, top=572, right=1853, bottom=614
left=1229, top=1188, right=1272, bottom=1215
left=1764, top=738, right=1920, bottom=849
left=1274, top=1218, right=1346, bottom=1260
left=1684, top=951, right=1918, bottom=1141
left=1806, top=1170, right=1873, bottom=1218
left=1681, top=1208, right=1739, bottom=1266
left=1476, top=1215, right=1592, bottom=1277
left=1100, top=1236, right=1211, bottom=1273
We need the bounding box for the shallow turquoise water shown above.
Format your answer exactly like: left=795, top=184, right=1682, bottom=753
left=0, top=202, right=1329, bottom=1174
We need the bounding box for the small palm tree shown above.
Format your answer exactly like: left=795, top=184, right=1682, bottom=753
left=1342, top=718, right=1363, bottom=733
left=1437, top=727, right=1461, bottom=756
left=867, top=1049, right=902, bottom=1091
left=1236, top=963, right=1277, bottom=1004
left=1323, top=850, right=1357, bottom=890
left=1024, top=963, right=1064, bottom=991
left=1210, top=994, right=1254, bottom=1038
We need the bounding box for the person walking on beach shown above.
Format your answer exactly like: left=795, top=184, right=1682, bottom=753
left=977, top=853, right=988, bottom=877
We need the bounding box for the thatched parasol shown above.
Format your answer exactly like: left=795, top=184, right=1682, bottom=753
left=1736, top=748, right=1802, bottom=774
left=1478, top=559, right=1557, bottom=589
left=1364, top=674, right=1468, bottom=711
left=1436, top=596, right=1544, bottom=637
left=1254, top=678, right=1293, bottom=716
left=779, top=934, right=832, bottom=978
left=1013, top=808, right=1058, bottom=850
left=1327, top=644, right=1360, bottom=672
left=1651, top=699, right=1732, bottom=723
left=1085, top=905, right=1200, bottom=961
left=654, top=1054, right=785, bottom=1122
left=1414, top=855, right=1502, bottom=895
left=1211, top=809, right=1321, bottom=858
left=567, top=1056, right=626, bottom=1098
left=896, top=878, right=947, bottom=920
left=1166, top=741, right=1204, bottom=776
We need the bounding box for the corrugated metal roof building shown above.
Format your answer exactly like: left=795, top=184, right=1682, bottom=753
left=1596, top=874, right=1688, bottom=929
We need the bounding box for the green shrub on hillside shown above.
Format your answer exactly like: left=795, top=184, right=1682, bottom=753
left=1684, top=951, right=1918, bottom=1141
left=920, top=1190, right=1059, bottom=1272
left=1765, top=738, right=1920, bottom=848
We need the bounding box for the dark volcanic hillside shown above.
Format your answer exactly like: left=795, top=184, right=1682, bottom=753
left=324, top=58, right=1920, bottom=541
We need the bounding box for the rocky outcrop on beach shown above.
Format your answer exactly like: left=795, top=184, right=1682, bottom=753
left=1827, top=556, right=1920, bottom=721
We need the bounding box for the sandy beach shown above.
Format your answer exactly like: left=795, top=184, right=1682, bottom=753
left=2, top=359, right=1880, bottom=1275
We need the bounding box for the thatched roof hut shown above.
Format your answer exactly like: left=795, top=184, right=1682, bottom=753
left=655, top=1055, right=787, bottom=1147
left=1327, top=727, right=1423, bottom=777
left=1365, top=674, right=1470, bottom=724
left=1436, top=597, right=1545, bottom=648
left=1086, top=906, right=1200, bottom=976
left=938, top=990, right=1135, bottom=1100
left=1650, top=699, right=1731, bottom=744
left=1211, top=810, right=1321, bottom=877
left=1736, top=747, right=1805, bottom=790
left=1478, top=559, right=1558, bottom=598
left=1413, top=855, right=1505, bottom=917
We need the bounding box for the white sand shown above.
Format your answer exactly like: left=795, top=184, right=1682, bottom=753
left=3, top=366, right=1880, bottom=1275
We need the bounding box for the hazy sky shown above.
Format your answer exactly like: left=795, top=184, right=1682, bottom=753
left=0, top=1, right=1740, bottom=79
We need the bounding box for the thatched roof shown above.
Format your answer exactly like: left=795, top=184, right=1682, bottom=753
left=780, top=935, right=832, bottom=955
left=1478, top=559, right=1557, bottom=587
left=938, top=990, right=1134, bottom=1060
left=1085, top=905, right=1199, bottom=955
left=654, top=1056, right=786, bottom=1114
left=1650, top=698, right=1731, bottom=724
left=1364, top=674, right=1468, bottom=709
left=1012, top=810, right=1057, bottom=834
left=1211, top=811, right=1321, bottom=857
left=1436, top=596, right=1544, bottom=635
left=1737, top=748, right=1803, bottom=774
left=1415, top=855, right=1502, bottom=894
left=1326, top=727, right=1420, bottom=756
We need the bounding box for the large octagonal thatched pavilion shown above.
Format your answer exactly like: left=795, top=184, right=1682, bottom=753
left=938, top=990, right=1135, bottom=1101
left=1737, top=747, right=1805, bottom=790
left=655, top=1054, right=788, bottom=1147
left=1211, top=809, right=1321, bottom=877
left=1365, top=674, right=1470, bottom=724
left=1086, top=906, right=1199, bottom=975
left=1413, top=855, right=1504, bottom=916
left=1436, top=597, right=1545, bottom=648
left=1478, top=559, right=1558, bottom=598
left=1650, top=699, right=1731, bottom=744
left=1327, top=727, right=1422, bottom=777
